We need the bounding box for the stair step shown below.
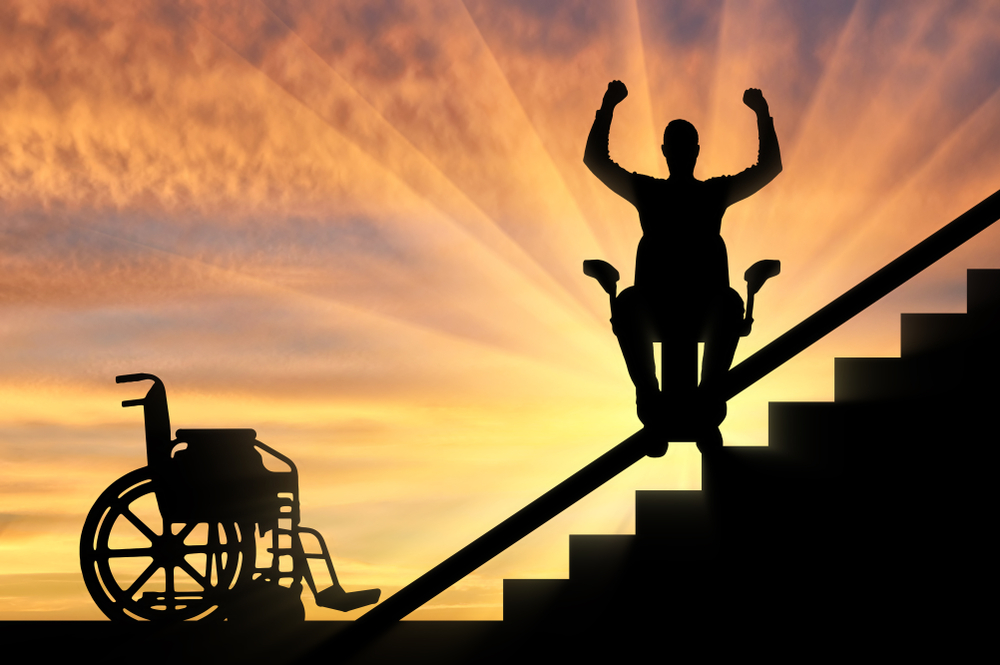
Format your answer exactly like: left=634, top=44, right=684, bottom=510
left=967, top=269, right=1000, bottom=315
left=766, top=402, right=845, bottom=472
left=568, top=534, right=635, bottom=584
left=496, top=272, right=1000, bottom=643
left=834, top=357, right=908, bottom=401
left=834, top=356, right=966, bottom=401
left=634, top=490, right=711, bottom=540
left=502, top=579, right=570, bottom=623
left=900, top=313, right=968, bottom=356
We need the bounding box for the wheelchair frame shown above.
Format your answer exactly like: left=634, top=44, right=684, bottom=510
left=80, top=373, right=379, bottom=622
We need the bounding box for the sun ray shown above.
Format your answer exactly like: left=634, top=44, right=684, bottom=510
left=71, top=221, right=617, bottom=382
left=692, top=1, right=857, bottom=328
left=820, top=85, right=1000, bottom=284
left=457, top=0, right=619, bottom=259
left=769, top=2, right=954, bottom=247
left=0, top=1, right=626, bottom=360
left=633, top=0, right=724, bottom=152
left=815, top=4, right=1000, bottom=237
left=183, top=0, right=592, bottom=317
left=760, top=1, right=1000, bottom=321
left=626, top=0, right=662, bottom=184
left=249, top=0, right=609, bottom=303
left=459, top=0, right=663, bottom=284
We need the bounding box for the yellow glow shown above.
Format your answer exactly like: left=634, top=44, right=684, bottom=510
left=2, top=0, right=1000, bottom=622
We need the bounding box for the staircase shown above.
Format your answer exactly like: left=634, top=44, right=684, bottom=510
left=498, top=269, right=999, bottom=658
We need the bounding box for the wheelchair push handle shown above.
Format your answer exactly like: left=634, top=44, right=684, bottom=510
left=583, top=259, right=620, bottom=313
left=116, top=373, right=172, bottom=470
left=741, top=259, right=781, bottom=336
left=116, top=373, right=163, bottom=406
left=583, top=259, right=620, bottom=297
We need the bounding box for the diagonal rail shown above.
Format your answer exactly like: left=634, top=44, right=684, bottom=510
left=725, top=187, right=1000, bottom=398
left=331, top=186, right=1000, bottom=656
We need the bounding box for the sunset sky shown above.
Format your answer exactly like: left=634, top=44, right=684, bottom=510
left=2, top=0, right=1000, bottom=621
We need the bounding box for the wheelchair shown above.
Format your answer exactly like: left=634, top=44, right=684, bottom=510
left=80, top=373, right=380, bottom=622
left=584, top=258, right=780, bottom=452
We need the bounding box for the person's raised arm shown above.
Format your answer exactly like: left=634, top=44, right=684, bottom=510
left=584, top=80, right=637, bottom=203
left=725, top=88, right=782, bottom=205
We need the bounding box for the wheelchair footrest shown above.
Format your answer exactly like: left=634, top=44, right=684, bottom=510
left=315, top=585, right=381, bottom=612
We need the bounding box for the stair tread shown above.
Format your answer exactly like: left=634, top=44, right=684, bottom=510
left=502, top=578, right=570, bottom=623
left=900, top=312, right=970, bottom=357
left=833, top=356, right=947, bottom=401
left=967, top=269, right=1000, bottom=314
left=635, top=489, right=708, bottom=537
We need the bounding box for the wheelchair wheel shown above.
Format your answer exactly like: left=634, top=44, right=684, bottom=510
left=80, top=468, right=253, bottom=621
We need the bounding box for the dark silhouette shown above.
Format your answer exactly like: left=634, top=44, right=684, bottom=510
left=583, top=254, right=780, bottom=453
left=323, top=187, right=1000, bottom=663
left=583, top=80, right=782, bottom=436
left=79, top=374, right=379, bottom=625
left=496, top=266, right=1000, bottom=661
left=7, top=197, right=997, bottom=665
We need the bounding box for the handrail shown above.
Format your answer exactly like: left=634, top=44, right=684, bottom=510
left=339, top=430, right=651, bottom=643
left=329, top=186, right=1000, bottom=658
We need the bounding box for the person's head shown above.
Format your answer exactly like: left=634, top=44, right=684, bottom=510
left=662, top=119, right=699, bottom=177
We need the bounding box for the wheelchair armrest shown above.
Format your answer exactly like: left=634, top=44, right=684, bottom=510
left=583, top=259, right=620, bottom=297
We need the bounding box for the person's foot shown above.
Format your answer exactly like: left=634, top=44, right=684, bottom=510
left=696, top=426, right=723, bottom=454
left=691, top=388, right=725, bottom=453
left=646, top=436, right=668, bottom=457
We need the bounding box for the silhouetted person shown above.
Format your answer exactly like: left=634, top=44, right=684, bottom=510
left=584, top=80, right=781, bottom=427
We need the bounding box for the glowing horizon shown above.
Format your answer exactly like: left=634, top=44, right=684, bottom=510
left=3, top=0, right=1000, bottom=621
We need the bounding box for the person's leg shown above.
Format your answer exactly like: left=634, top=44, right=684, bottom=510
left=699, top=288, right=745, bottom=423
left=611, top=287, right=660, bottom=424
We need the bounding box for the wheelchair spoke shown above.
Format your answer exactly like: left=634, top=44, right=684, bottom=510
left=178, top=558, right=208, bottom=587
left=174, top=522, right=196, bottom=541
left=101, top=546, right=155, bottom=558
left=172, top=544, right=216, bottom=554
left=165, top=562, right=174, bottom=607
left=125, top=561, right=160, bottom=598
left=122, top=509, right=159, bottom=543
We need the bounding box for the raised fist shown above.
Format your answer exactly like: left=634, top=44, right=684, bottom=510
left=602, top=80, right=628, bottom=109
left=743, top=88, right=769, bottom=115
